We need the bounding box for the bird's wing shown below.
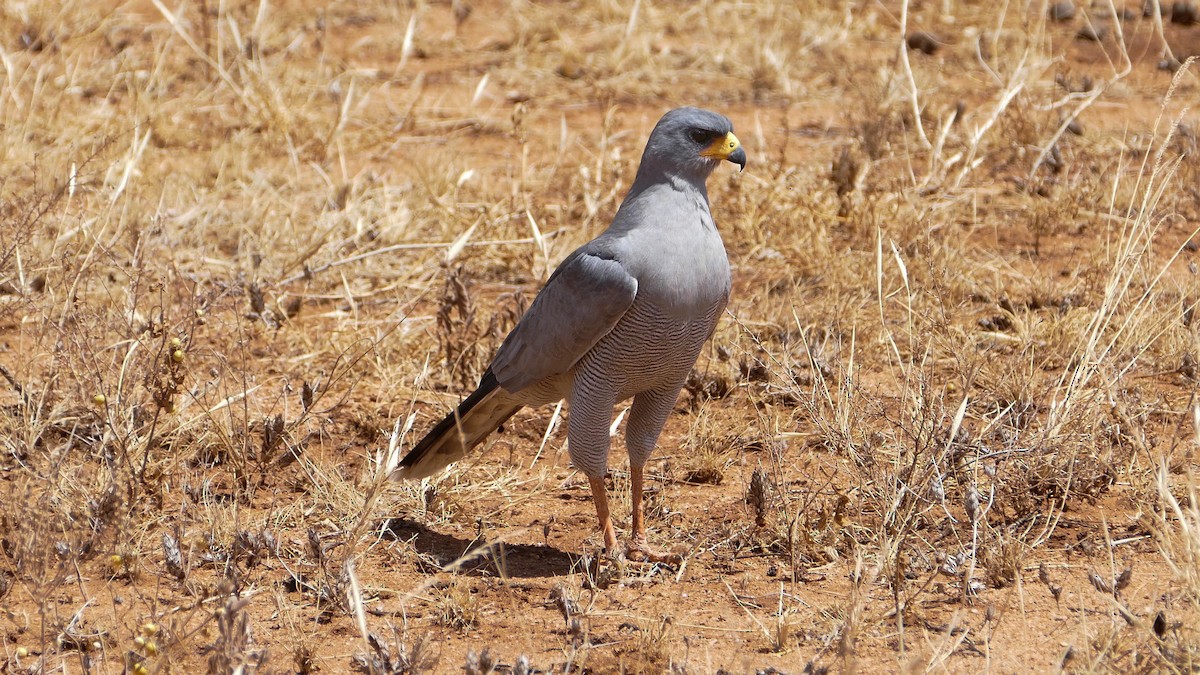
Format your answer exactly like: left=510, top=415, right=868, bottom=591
left=490, top=249, right=637, bottom=392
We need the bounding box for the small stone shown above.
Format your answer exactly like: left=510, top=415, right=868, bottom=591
left=1172, top=1, right=1199, bottom=25
left=906, top=31, right=940, bottom=55
left=1049, top=2, right=1076, bottom=21
left=1076, top=23, right=1106, bottom=41
left=557, top=51, right=584, bottom=79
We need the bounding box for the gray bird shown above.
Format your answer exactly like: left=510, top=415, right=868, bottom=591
left=393, top=107, right=745, bottom=561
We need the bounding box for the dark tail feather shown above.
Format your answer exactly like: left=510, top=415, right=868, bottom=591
left=391, top=370, right=522, bottom=480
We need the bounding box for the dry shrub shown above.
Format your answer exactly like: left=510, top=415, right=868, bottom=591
left=608, top=615, right=674, bottom=675
left=352, top=626, right=439, bottom=674
left=0, top=480, right=125, bottom=646
left=434, top=578, right=483, bottom=633
left=204, top=592, right=268, bottom=674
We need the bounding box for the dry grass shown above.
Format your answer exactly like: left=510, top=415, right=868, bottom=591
left=3, top=0, right=1200, bottom=672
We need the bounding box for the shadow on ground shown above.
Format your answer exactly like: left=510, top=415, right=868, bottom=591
left=383, top=517, right=578, bottom=578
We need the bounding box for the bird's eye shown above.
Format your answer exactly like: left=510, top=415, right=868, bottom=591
left=689, top=129, right=712, bottom=144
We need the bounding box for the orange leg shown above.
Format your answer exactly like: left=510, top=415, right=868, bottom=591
left=626, top=464, right=682, bottom=564
left=630, top=463, right=648, bottom=542
left=587, top=475, right=618, bottom=552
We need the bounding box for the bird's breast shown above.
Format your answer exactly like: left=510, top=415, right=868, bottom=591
left=635, top=231, right=730, bottom=321
left=606, top=184, right=732, bottom=321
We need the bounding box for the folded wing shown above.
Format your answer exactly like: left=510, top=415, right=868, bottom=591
left=491, top=249, right=638, bottom=392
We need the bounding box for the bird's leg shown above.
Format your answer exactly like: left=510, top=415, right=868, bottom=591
left=625, top=464, right=682, bottom=565
left=587, top=475, right=619, bottom=553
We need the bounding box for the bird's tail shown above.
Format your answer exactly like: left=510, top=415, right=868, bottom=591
left=391, top=370, right=522, bottom=481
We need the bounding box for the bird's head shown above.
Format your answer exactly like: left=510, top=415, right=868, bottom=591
left=637, top=107, right=746, bottom=183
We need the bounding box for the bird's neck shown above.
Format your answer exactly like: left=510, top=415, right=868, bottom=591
left=609, top=174, right=716, bottom=240
left=627, top=166, right=711, bottom=204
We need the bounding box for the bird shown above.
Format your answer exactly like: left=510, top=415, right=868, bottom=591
left=393, top=107, right=746, bottom=562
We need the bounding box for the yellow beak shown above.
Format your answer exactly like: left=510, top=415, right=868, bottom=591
left=700, top=132, right=746, bottom=170
left=701, top=132, right=740, bottom=159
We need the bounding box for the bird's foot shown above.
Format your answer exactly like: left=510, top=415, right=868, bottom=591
left=625, top=537, right=682, bottom=566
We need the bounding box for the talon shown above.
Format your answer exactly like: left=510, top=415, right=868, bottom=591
left=625, top=538, right=682, bottom=566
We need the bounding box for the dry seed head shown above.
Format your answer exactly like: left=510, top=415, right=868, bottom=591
left=550, top=584, right=576, bottom=625
left=1115, top=565, right=1132, bottom=591
left=93, top=393, right=106, bottom=406
left=1088, top=570, right=1113, bottom=594
left=964, top=486, right=980, bottom=522
left=141, top=622, right=159, bottom=636
left=163, top=528, right=186, bottom=576
left=169, top=337, right=182, bottom=349
left=171, top=349, right=185, bottom=363
left=15, top=647, right=28, bottom=658
left=301, top=381, right=314, bottom=410
left=929, top=473, right=946, bottom=502
left=464, top=647, right=498, bottom=675
left=747, top=467, right=770, bottom=528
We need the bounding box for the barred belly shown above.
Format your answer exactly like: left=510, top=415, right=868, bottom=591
left=577, top=300, right=717, bottom=400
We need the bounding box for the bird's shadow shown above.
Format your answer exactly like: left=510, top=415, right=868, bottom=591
left=381, top=517, right=578, bottom=579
